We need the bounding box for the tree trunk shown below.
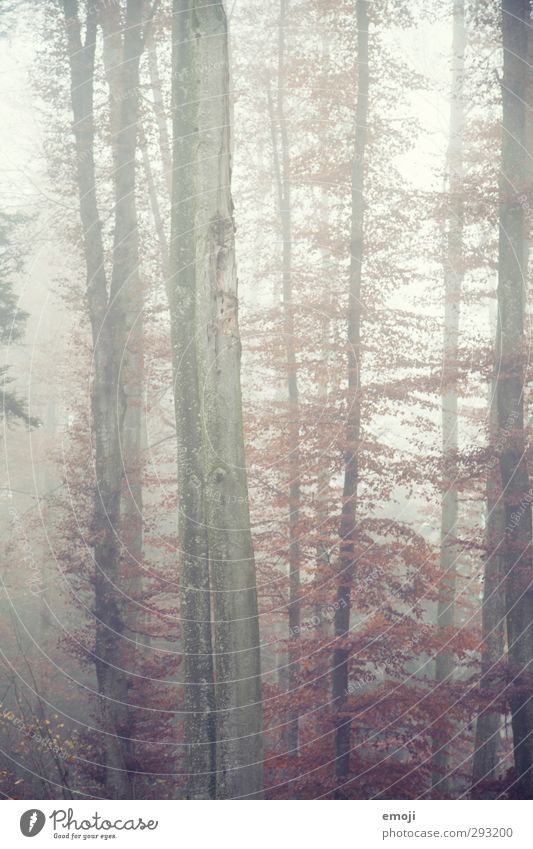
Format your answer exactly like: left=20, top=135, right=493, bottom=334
left=280, top=0, right=301, bottom=762
left=191, top=0, right=263, bottom=800
left=314, top=184, right=333, bottom=734
left=169, top=0, right=217, bottom=799
left=431, top=0, right=466, bottom=797
left=472, top=386, right=505, bottom=795
left=145, top=18, right=173, bottom=199
left=62, top=0, right=144, bottom=799
left=139, top=119, right=169, bottom=273
left=497, top=0, right=533, bottom=799
left=268, top=0, right=301, bottom=759
left=332, top=0, right=369, bottom=790
left=100, top=1, right=146, bottom=783
left=171, top=0, right=263, bottom=801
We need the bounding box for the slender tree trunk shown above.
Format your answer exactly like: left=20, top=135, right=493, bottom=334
left=266, top=87, right=290, bottom=766
left=169, top=0, right=217, bottom=799
left=472, top=386, right=505, bottom=795
left=145, top=19, right=173, bottom=199
left=103, top=0, right=144, bottom=793
left=332, top=0, right=369, bottom=791
left=140, top=7, right=171, bottom=270
left=62, top=0, right=143, bottom=799
left=63, top=0, right=129, bottom=799
left=269, top=0, right=301, bottom=759
left=38, top=398, right=57, bottom=695
left=431, top=0, right=466, bottom=797
left=314, top=186, right=333, bottom=733
left=100, top=0, right=146, bottom=772
left=139, top=119, right=169, bottom=273
left=497, top=0, right=533, bottom=798
left=280, top=0, right=301, bottom=761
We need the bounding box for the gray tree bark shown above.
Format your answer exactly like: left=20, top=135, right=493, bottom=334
left=100, top=0, right=147, bottom=786
left=192, top=0, right=263, bottom=799
left=314, top=185, right=333, bottom=734
left=170, top=0, right=263, bottom=799
left=169, top=0, right=217, bottom=799
left=144, top=12, right=173, bottom=199
left=62, top=0, right=144, bottom=798
left=472, top=386, right=505, bottom=795
left=497, top=0, right=533, bottom=798
left=268, top=0, right=301, bottom=759
left=332, top=0, right=369, bottom=790
left=431, top=0, right=466, bottom=797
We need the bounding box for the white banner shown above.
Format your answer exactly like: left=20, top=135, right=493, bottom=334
left=4, top=800, right=531, bottom=848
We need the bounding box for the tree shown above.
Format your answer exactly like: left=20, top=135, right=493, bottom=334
left=0, top=214, right=37, bottom=428
left=332, top=0, right=369, bottom=790
left=61, top=0, right=144, bottom=798
left=472, top=385, right=505, bottom=796
left=268, top=0, right=302, bottom=761
left=169, top=0, right=263, bottom=799
left=99, top=0, right=147, bottom=771
left=431, top=0, right=466, bottom=797
left=496, top=0, right=533, bottom=798
left=169, top=0, right=217, bottom=799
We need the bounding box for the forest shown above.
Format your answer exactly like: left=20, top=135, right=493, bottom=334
left=0, top=0, right=532, bottom=801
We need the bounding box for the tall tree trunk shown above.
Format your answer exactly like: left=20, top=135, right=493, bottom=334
left=101, top=0, right=144, bottom=794
left=497, top=0, right=533, bottom=798
left=38, top=398, right=57, bottom=695
left=141, top=6, right=171, bottom=270
left=269, top=0, right=301, bottom=759
left=100, top=0, right=146, bottom=778
left=171, top=0, right=263, bottom=800
left=280, top=0, right=301, bottom=761
left=145, top=16, right=173, bottom=199
left=62, top=0, right=143, bottom=799
left=431, top=0, right=466, bottom=797
left=314, top=185, right=333, bottom=734
left=169, top=0, right=217, bottom=799
left=139, top=119, right=169, bottom=273
left=332, top=0, right=369, bottom=790
left=191, top=0, right=263, bottom=799
left=472, top=386, right=505, bottom=796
